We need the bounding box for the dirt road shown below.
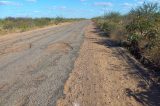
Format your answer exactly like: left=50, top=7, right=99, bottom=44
left=0, top=21, right=90, bottom=106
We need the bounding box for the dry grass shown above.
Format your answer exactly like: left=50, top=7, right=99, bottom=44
left=0, top=17, right=83, bottom=35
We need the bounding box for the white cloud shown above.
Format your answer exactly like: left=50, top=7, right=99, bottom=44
left=135, top=0, right=144, bottom=4
left=0, top=1, right=21, bottom=6
left=122, top=3, right=134, bottom=8
left=80, top=0, right=87, bottom=2
left=135, top=0, right=144, bottom=1
left=26, top=0, right=37, bottom=2
left=148, top=0, right=160, bottom=2
left=57, top=6, right=67, bottom=10
left=135, top=0, right=160, bottom=3
left=94, top=2, right=113, bottom=7
left=50, top=6, right=67, bottom=10
left=0, top=1, right=10, bottom=5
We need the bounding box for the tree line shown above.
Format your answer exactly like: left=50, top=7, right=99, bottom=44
left=0, top=17, right=83, bottom=35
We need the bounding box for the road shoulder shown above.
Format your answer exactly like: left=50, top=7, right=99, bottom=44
left=56, top=23, right=145, bottom=106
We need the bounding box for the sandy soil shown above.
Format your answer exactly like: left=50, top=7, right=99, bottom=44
left=56, top=23, right=160, bottom=106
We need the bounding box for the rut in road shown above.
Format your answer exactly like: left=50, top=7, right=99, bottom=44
left=0, top=21, right=90, bottom=106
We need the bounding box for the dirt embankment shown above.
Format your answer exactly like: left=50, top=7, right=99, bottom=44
left=56, top=23, right=160, bottom=106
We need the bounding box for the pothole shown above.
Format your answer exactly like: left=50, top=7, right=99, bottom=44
left=46, top=42, right=73, bottom=53
left=0, top=43, right=32, bottom=54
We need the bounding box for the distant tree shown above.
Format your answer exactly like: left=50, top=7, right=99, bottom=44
left=55, top=16, right=65, bottom=25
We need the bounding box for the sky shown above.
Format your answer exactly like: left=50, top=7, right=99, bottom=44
left=0, top=0, right=160, bottom=18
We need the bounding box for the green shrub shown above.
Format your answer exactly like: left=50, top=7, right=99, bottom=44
left=93, top=12, right=125, bottom=40
left=126, top=2, right=160, bottom=57
left=93, top=2, right=160, bottom=68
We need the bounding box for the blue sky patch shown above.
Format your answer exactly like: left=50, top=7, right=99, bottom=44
left=0, top=0, right=159, bottom=18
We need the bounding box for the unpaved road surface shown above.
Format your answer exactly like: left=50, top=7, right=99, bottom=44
left=0, top=21, right=90, bottom=106
left=57, top=23, right=160, bottom=106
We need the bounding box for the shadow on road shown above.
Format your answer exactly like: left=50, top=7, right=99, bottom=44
left=92, top=27, right=160, bottom=106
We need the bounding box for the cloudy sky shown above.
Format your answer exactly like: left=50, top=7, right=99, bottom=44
left=0, top=0, right=160, bottom=18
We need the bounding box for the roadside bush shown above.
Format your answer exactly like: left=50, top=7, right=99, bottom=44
left=93, top=12, right=126, bottom=40
left=126, top=2, right=160, bottom=62
left=2, top=17, right=34, bottom=31
left=93, top=2, right=160, bottom=70
left=34, top=18, right=51, bottom=27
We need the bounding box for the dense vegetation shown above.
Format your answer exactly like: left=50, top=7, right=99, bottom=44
left=0, top=17, right=82, bottom=35
left=93, top=2, right=160, bottom=73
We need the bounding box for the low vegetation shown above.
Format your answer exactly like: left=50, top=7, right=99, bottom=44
left=0, top=17, right=82, bottom=35
left=93, top=2, right=160, bottom=79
